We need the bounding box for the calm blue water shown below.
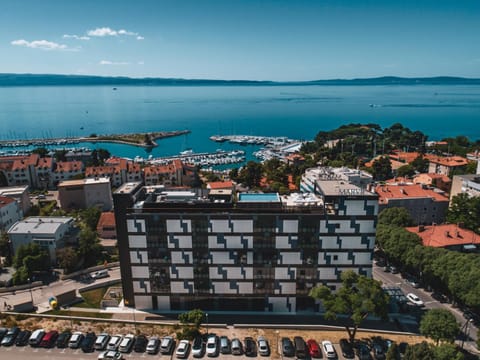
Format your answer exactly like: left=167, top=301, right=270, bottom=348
left=0, top=85, right=479, bottom=162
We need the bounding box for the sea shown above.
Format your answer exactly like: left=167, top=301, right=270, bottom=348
left=0, top=85, right=479, bottom=166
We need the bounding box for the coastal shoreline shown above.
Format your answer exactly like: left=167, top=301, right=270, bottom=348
left=0, top=129, right=190, bottom=150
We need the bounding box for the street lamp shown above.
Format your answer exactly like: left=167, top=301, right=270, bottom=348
left=27, top=278, right=34, bottom=309
left=205, top=313, right=209, bottom=335
left=461, top=318, right=474, bottom=349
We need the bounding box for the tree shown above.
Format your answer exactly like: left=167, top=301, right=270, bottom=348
left=433, top=343, right=464, bottom=360
left=0, top=231, right=12, bottom=266
left=372, top=156, right=392, bottom=181
left=309, top=270, right=389, bottom=344
left=403, top=342, right=435, bottom=360
left=411, top=155, right=429, bottom=173
left=420, top=309, right=460, bottom=346
left=447, top=194, right=480, bottom=233
left=77, top=226, right=103, bottom=268
left=378, top=207, right=414, bottom=227
left=178, top=308, right=205, bottom=329
left=238, top=161, right=263, bottom=188
left=32, top=147, right=49, bottom=157
left=56, top=247, right=80, bottom=274
left=396, top=164, right=415, bottom=178
left=386, top=342, right=400, bottom=360
left=79, top=207, right=102, bottom=231
left=12, top=243, right=50, bottom=284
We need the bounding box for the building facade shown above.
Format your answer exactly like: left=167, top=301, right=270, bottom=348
left=0, top=196, right=22, bottom=231
left=113, top=180, right=378, bottom=313
left=0, top=185, right=30, bottom=214
left=58, top=177, right=113, bottom=211
left=7, top=216, right=75, bottom=263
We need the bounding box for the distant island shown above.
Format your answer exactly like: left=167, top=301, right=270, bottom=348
left=1, top=73, right=480, bottom=86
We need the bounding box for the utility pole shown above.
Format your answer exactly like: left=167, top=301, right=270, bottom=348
left=206, top=313, right=209, bottom=335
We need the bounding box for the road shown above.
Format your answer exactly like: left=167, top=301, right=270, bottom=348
left=0, top=267, right=121, bottom=311
left=372, top=262, right=478, bottom=351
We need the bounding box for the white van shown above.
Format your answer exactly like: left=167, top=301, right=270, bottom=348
left=28, top=329, right=45, bottom=347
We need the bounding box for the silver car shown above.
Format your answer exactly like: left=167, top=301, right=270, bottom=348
left=257, top=336, right=270, bottom=356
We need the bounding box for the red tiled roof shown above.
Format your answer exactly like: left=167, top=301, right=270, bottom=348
left=286, top=154, right=305, bottom=161
left=406, top=224, right=480, bottom=248
left=0, top=196, right=15, bottom=208
left=427, top=155, right=469, bottom=167
left=85, top=165, right=121, bottom=177
left=389, top=151, right=421, bottom=164
left=207, top=181, right=234, bottom=190
left=375, top=183, right=449, bottom=204
left=55, top=161, right=83, bottom=173
left=37, top=157, right=53, bottom=169
left=414, top=173, right=451, bottom=184
left=97, top=212, right=116, bottom=228
left=144, top=164, right=177, bottom=176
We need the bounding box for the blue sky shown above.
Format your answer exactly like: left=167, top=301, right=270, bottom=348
left=1, top=0, right=479, bottom=81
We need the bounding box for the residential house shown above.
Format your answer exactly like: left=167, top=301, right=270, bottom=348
left=406, top=224, right=480, bottom=252
left=0, top=185, right=30, bottom=214
left=0, top=196, right=22, bottom=231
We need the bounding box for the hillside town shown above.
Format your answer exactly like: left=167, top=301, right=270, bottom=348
left=1, top=123, right=480, bottom=359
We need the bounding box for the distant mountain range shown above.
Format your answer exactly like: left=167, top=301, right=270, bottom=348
left=1, top=73, right=480, bottom=86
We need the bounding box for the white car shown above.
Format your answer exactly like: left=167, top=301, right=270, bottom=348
left=98, top=350, right=123, bottom=360
left=107, top=335, right=123, bottom=351
left=407, top=293, right=424, bottom=306
left=176, top=339, right=190, bottom=358
left=146, top=336, right=160, bottom=354
left=206, top=335, right=219, bottom=357
left=321, top=340, right=337, bottom=359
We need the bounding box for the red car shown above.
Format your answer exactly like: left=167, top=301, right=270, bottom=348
left=307, top=339, right=322, bottom=358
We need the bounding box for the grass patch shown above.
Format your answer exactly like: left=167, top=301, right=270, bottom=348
left=46, top=309, right=113, bottom=319
left=76, top=282, right=121, bottom=309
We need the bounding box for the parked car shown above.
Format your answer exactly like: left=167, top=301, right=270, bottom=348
left=176, top=339, right=190, bottom=358
left=118, top=334, right=134, bottom=353
left=15, top=330, right=31, bottom=347
left=206, top=335, right=219, bottom=357
left=146, top=336, right=160, bottom=354
left=306, top=339, right=321, bottom=358
left=294, top=336, right=307, bottom=359
left=98, top=350, right=123, bottom=360
left=40, top=330, right=58, bottom=348
left=281, top=337, right=295, bottom=357
left=406, top=278, right=420, bottom=288
left=339, top=339, right=355, bottom=359
left=81, top=332, right=97, bottom=353
left=69, top=331, right=84, bottom=349
left=160, top=336, right=175, bottom=354
left=244, top=337, right=256, bottom=357
left=192, top=336, right=205, bottom=357
left=91, top=270, right=109, bottom=280
left=95, top=333, right=111, bottom=351
left=431, top=292, right=448, bottom=303
left=28, top=329, right=45, bottom=347
left=257, top=336, right=270, bottom=356
left=390, top=265, right=399, bottom=274
left=321, top=340, right=337, bottom=359
left=1, top=327, right=20, bottom=346
left=220, top=336, right=231, bottom=354
left=231, top=338, right=243, bottom=355
left=372, top=342, right=386, bottom=360
left=133, top=334, right=148, bottom=353
left=56, top=330, right=71, bottom=348
left=406, top=293, right=424, bottom=306
left=107, top=335, right=122, bottom=351
left=356, top=343, right=372, bottom=360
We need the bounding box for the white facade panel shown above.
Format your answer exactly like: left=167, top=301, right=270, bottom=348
left=344, top=200, right=366, bottom=215
left=171, top=251, right=193, bottom=264
left=210, top=251, right=235, bottom=265
left=210, top=219, right=231, bottom=233
left=275, top=235, right=298, bottom=249
left=156, top=296, right=171, bottom=311
left=275, top=267, right=296, bottom=280
left=281, top=219, right=298, bottom=233
left=238, top=282, right=254, bottom=294
left=232, top=219, right=253, bottom=233
left=130, top=250, right=148, bottom=264
left=166, top=219, right=191, bottom=233
left=277, top=282, right=296, bottom=295
left=357, top=220, right=376, bottom=233
left=328, top=252, right=353, bottom=265
left=317, top=267, right=338, bottom=280
left=339, top=236, right=365, bottom=249
left=133, top=280, right=151, bottom=293
left=127, top=219, right=145, bottom=233
left=170, top=281, right=194, bottom=293
left=278, top=252, right=302, bottom=265
left=353, top=252, right=372, bottom=265
left=168, top=235, right=192, bottom=249
left=170, top=267, right=194, bottom=279
left=212, top=281, right=237, bottom=294
left=131, top=266, right=149, bottom=278
left=321, top=236, right=339, bottom=249
left=134, top=295, right=152, bottom=309
left=128, top=235, right=147, bottom=248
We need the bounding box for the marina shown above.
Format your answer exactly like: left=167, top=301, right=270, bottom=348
left=142, top=149, right=246, bottom=167
left=209, top=134, right=297, bottom=147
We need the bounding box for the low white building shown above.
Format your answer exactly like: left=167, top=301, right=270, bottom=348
left=7, top=216, right=75, bottom=263
left=0, top=196, right=22, bottom=231
left=0, top=185, right=30, bottom=214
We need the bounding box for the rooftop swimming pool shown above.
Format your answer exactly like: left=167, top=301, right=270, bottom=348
left=237, top=193, right=280, bottom=202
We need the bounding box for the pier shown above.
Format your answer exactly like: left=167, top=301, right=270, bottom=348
left=0, top=130, right=190, bottom=149
left=145, top=149, right=246, bottom=167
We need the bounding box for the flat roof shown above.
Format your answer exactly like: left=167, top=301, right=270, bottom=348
left=0, top=186, right=29, bottom=195
left=317, top=180, right=375, bottom=197
left=238, top=193, right=280, bottom=203
left=115, top=182, right=142, bottom=195
left=8, top=216, right=73, bottom=235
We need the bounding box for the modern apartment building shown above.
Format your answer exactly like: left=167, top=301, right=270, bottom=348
left=113, top=176, right=378, bottom=313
